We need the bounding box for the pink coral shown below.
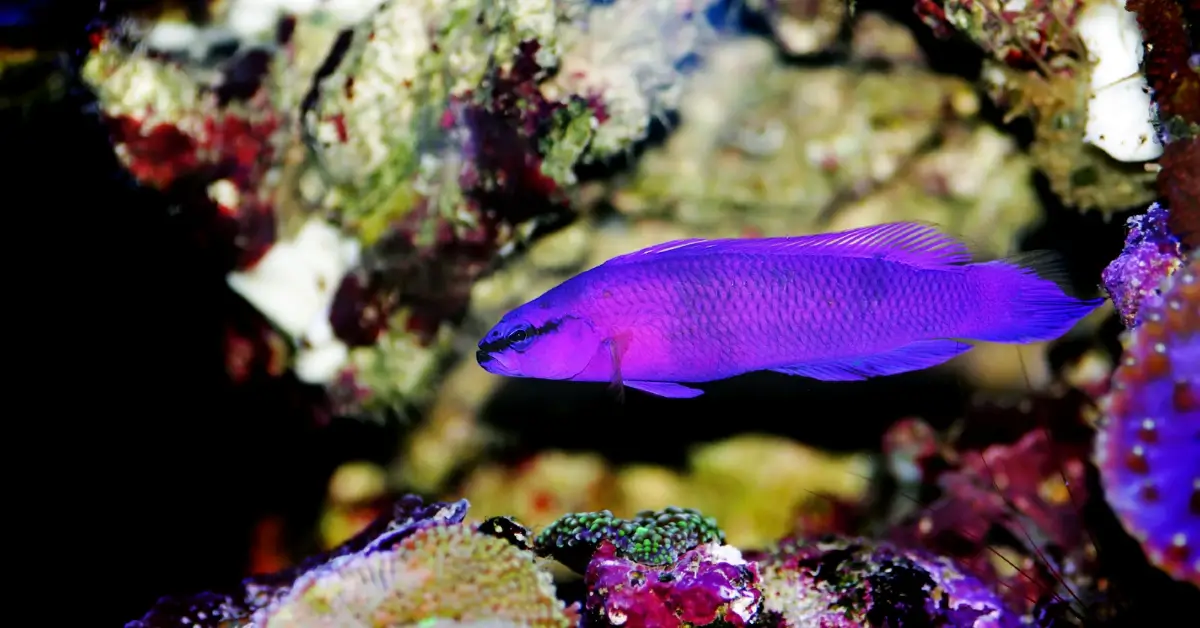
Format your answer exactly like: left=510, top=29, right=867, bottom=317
left=584, top=541, right=761, bottom=627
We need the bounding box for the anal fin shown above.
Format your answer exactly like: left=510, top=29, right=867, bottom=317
left=771, top=339, right=973, bottom=381
left=625, top=380, right=705, bottom=398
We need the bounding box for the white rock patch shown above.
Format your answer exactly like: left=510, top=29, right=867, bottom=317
left=1078, top=0, right=1163, bottom=163
left=227, top=219, right=361, bottom=384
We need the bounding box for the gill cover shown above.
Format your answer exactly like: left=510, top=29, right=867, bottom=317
left=477, top=313, right=603, bottom=380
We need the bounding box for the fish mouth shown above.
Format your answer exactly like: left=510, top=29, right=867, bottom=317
left=476, top=349, right=514, bottom=376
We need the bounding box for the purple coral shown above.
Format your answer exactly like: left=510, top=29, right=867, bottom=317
left=752, top=536, right=1024, bottom=627
left=1096, top=256, right=1199, bottom=587
left=1101, top=204, right=1185, bottom=327
left=584, top=541, right=762, bottom=627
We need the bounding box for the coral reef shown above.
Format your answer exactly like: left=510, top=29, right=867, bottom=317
left=612, top=34, right=1041, bottom=249
left=919, top=0, right=1161, bottom=212
left=1096, top=256, right=1199, bottom=587
left=881, top=400, right=1099, bottom=616
left=455, top=437, right=871, bottom=550
left=535, top=507, right=725, bottom=572
left=126, top=495, right=471, bottom=627
left=1102, top=203, right=1185, bottom=327
left=752, top=536, right=1023, bottom=627
left=1124, top=0, right=1200, bottom=247
left=79, top=2, right=1200, bottom=626
left=584, top=541, right=762, bottom=628
left=256, top=522, right=575, bottom=627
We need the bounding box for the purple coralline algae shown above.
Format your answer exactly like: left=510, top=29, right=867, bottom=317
left=1096, top=256, right=1199, bottom=587
left=583, top=540, right=762, bottom=627
left=750, top=536, right=1025, bottom=627
left=1102, top=204, right=1186, bottom=327
left=125, top=495, right=469, bottom=627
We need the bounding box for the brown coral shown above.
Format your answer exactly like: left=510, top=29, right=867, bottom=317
left=1159, top=138, right=1200, bottom=247
left=1125, top=0, right=1200, bottom=126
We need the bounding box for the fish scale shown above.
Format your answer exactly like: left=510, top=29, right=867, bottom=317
left=579, top=255, right=975, bottom=380
left=477, top=222, right=1105, bottom=399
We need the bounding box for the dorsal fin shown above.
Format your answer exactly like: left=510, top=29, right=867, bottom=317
left=601, top=222, right=975, bottom=269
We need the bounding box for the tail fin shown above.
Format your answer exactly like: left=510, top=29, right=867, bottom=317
left=967, top=251, right=1106, bottom=344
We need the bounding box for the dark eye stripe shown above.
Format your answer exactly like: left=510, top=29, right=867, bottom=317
left=479, top=319, right=561, bottom=353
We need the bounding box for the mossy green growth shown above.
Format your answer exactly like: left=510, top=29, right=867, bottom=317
left=539, top=98, right=597, bottom=186
left=534, top=506, right=724, bottom=572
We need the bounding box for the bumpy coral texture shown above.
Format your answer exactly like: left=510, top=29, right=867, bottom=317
left=534, top=506, right=725, bottom=572
left=125, top=495, right=470, bottom=627
left=1158, top=139, right=1200, bottom=247
left=753, top=536, right=1024, bottom=627
left=1097, top=256, right=1199, bottom=587
left=259, top=522, right=575, bottom=627
left=1102, top=203, right=1185, bottom=327
left=1124, top=0, right=1200, bottom=247
left=1124, top=0, right=1200, bottom=126
left=584, top=541, right=762, bottom=627
left=915, top=0, right=1083, bottom=68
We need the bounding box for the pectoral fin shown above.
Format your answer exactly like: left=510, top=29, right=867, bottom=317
left=605, top=337, right=626, bottom=403
left=771, top=339, right=973, bottom=381
left=624, top=380, right=705, bottom=398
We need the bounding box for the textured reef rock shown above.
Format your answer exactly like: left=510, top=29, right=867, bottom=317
left=126, top=495, right=472, bottom=627
left=534, top=507, right=726, bottom=573
left=881, top=397, right=1098, bottom=617
left=917, top=0, right=1161, bottom=212
left=1125, top=0, right=1200, bottom=247
left=79, top=0, right=724, bottom=415
left=1096, top=256, right=1199, bottom=587
left=81, top=29, right=284, bottom=271
left=535, top=507, right=763, bottom=627
left=256, top=522, right=575, bottom=626
left=750, top=536, right=1024, bottom=627
left=584, top=541, right=762, bottom=628
left=743, top=0, right=849, bottom=56
left=1102, top=203, right=1186, bottom=327
left=612, top=31, right=1041, bottom=253
left=454, top=436, right=872, bottom=550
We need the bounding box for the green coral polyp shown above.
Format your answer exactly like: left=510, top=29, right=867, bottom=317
left=534, top=506, right=725, bottom=570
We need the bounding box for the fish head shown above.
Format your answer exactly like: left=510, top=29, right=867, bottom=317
left=476, top=306, right=602, bottom=380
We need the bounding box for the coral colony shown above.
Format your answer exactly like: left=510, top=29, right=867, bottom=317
left=12, top=0, right=1191, bottom=625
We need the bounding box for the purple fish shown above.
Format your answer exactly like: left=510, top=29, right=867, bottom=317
left=476, top=222, right=1104, bottom=398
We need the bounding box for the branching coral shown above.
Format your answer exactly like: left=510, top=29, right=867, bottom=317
left=1096, top=256, right=1199, bottom=587
left=534, top=507, right=725, bottom=573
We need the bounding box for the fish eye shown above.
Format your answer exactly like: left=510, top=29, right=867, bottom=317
left=506, top=327, right=530, bottom=344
